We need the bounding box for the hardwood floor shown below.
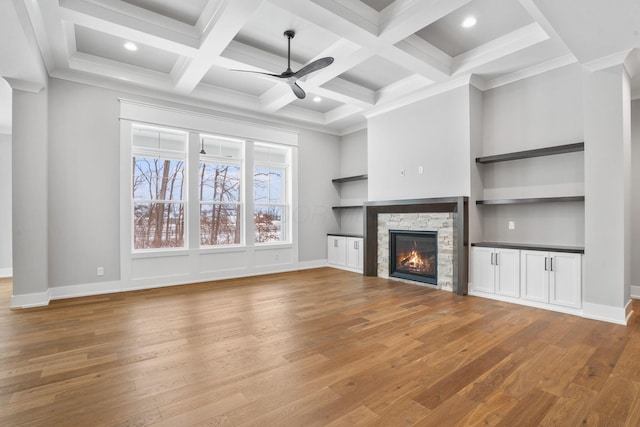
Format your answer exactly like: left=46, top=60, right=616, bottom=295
left=1, top=269, right=640, bottom=426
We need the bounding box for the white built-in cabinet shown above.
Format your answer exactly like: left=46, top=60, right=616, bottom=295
left=327, top=235, right=363, bottom=273
left=472, top=247, right=520, bottom=297
left=521, top=250, right=582, bottom=309
left=472, top=246, right=582, bottom=313
left=346, top=237, right=363, bottom=271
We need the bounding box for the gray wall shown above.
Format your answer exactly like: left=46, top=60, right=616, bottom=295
left=337, top=129, right=367, bottom=235
left=0, top=133, right=11, bottom=274
left=297, top=129, right=340, bottom=261
left=45, top=78, right=340, bottom=287
left=368, top=86, right=471, bottom=201
left=480, top=64, right=584, bottom=246
left=48, top=79, right=121, bottom=287
left=632, top=99, right=640, bottom=288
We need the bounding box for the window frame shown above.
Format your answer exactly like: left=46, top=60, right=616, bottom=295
left=253, top=142, right=292, bottom=245
left=198, top=135, right=245, bottom=248
left=130, top=124, right=188, bottom=252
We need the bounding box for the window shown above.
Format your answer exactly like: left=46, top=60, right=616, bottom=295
left=199, top=136, right=243, bottom=246
left=128, top=121, right=293, bottom=252
left=131, top=126, right=187, bottom=250
left=254, top=143, right=290, bottom=243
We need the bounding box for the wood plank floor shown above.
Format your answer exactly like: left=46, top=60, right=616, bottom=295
left=1, top=269, right=640, bottom=426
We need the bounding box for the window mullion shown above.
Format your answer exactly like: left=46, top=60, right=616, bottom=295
left=187, top=132, right=200, bottom=250
left=245, top=141, right=255, bottom=247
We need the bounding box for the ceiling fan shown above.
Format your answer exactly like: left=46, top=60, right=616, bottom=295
left=232, top=30, right=334, bottom=99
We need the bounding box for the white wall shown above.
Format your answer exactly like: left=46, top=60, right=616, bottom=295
left=480, top=64, right=585, bottom=246
left=0, top=133, right=11, bottom=276
left=42, top=78, right=340, bottom=290
left=632, top=99, right=640, bottom=291
left=368, top=86, right=471, bottom=201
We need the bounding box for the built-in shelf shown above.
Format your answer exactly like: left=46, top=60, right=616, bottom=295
left=476, top=196, right=584, bottom=205
left=472, top=241, right=584, bottom=254
left=332, top=174, right=368, bottom=183
left=332, top=205, right=363, bottom=210
left=475, top=142, right=584, bottom=164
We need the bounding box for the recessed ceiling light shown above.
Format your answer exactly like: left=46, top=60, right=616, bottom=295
left=313, top=96, right=322, bottom=103
left=461, top=16, right=477, bottom=28
left=124, top=42, right=138, bottom=51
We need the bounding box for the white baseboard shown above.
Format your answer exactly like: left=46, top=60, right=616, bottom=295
left=48, top=280, right=123, bottom=301
left=11, top=289, right=50, bottom=308
left=631, top=285, right=640, bottom=299
left=0, top=267, right=12, bottom=278
left=581, top=301, right=629, bottom=325
left=11, top=260, right=331, bottom=306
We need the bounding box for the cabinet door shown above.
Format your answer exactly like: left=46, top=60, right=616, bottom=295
left=472, top=247, right=496, bottom=293
left=327, top=236, right=347, bottom=266
left=495, top=249, right=520, bottom=297
left=346, top=238, right=363, bottom=271
left=520, top=250, right=549, bottom=303
left=549, top=252, right=582, bottom=309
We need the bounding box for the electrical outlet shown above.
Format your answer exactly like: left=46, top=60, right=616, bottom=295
left=97, top=267, right=104, bottom=276
left=418, top=166, right=424, bottom=174
left=508, top=221, right=515, bottom=230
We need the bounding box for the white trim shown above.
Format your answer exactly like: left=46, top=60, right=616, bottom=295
left=21, top=262, right=329, bottom=303
left=11, top=289, right=50, bottom=308
left=0, top=268, right=12, bottom=278
left=327, top=264, right=363, bottom=274
left=48, top=280, right=123, bottom=300
left=469, top=290, right=630, bottom=325
left=583, top=49, right=633, bottom=72
left=581, top=301, right=629, bottom=325
left=484, top=54, right=578, bottom=90
left=469, top=290, right=583, bottom=318
left=119, top=99, right=299, bottom=147
left=631, top=285, right=640, bottom=299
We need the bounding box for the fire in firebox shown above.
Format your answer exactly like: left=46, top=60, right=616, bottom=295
left=389, top=230, right=437, bottom=285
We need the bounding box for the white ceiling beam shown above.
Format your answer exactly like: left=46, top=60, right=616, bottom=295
left=375, top=74, right=433, bottom=105
left=24, top=0, right=70, bottom=71
left=58, top=0, right=200, bottom=56
left=324, top=104, right=363, bottom=124
left=395, top=36, right=451, bottom=77
left=269, top=0, right=449, bottom=81
left=451, top=23, right=550, bottom=75
left=173, top=0, right=265, bottom=94
left=69, top=52, right=176, bottom=89
left=379, top=0, right=472, bottom=44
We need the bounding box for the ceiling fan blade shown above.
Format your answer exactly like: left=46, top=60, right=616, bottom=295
left=293, top=57, right=334, bottom=79
left=230, top=69, right=284, bottom=78
left=290, top=82, right=306, bottom=99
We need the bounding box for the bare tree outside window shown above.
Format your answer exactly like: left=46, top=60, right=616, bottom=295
left=199, top=162, right=241, bottom=245
left=254, top=166, right=286, bottom=243
left=132, top=157, right=185, bottom=249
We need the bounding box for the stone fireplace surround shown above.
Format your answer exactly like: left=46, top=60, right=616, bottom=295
left=363, top=197, right=469, bottom=296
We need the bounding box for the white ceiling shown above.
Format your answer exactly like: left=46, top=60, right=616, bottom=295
left=1, top=0, right=640, bottom=135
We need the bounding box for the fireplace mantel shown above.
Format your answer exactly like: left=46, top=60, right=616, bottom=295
left=363, top=197, right=469, bottom=295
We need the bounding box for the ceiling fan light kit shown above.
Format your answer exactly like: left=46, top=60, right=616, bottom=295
left=231, top=30, right=334, bottom=99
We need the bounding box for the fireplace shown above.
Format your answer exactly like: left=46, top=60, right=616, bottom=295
left=389, top=230, right=438, bottom=285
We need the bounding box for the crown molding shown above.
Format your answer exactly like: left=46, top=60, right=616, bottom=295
left=583, top=49, right=634, bottom=72
left=3, top=78, right=45, bottom=93
left=484, top=53, right=578, bottom=90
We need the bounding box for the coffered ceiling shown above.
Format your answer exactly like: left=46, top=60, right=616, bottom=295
left=4, top=0, right=640, bottom=134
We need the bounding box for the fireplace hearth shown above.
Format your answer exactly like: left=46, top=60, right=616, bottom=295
left=389, top=230, right=437, bottom=285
